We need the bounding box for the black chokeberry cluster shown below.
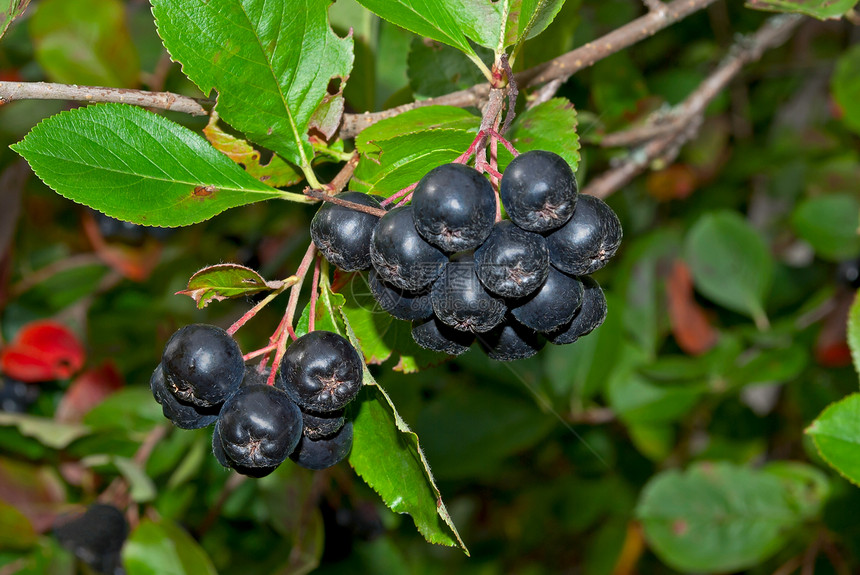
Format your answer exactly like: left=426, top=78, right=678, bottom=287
left=151, top=325, right=363, bottom=477
left=311, top=150, right=621, bottom=361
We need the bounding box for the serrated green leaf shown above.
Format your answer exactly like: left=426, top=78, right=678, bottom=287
left=0, top=0, right=30, bottom=41
left=123, top=519, right=217, bottom=575
left=806, top=393, right=860, bottom=486
left=152, top=0, right=353, bottom=169
left=791, top=194, right=860, bottom=261
left=340, top=312, right=467, bottom=554
left=30, top=0, right=139, bottom=87
left=505, top=0, right=567, bottom=51
left=637, top=462, right=801, bottom=573
left=684, top=211, right=773, bottom=325
left=356, top=106, right=480, bottom=157
left=505, top=98, right=580, bottom=172
left=408, top=38, right=490, bottom=99
left=13, top=104, right=307, bottom=227
left=746, top=0, right=857, bottom=19
left=176, top=264, right=280, bottom=309
left=0, top=413, right=89, bottom=449
left=833, top=44, right=860, bottom=136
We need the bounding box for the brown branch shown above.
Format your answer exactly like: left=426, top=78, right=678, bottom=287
left=583, top=14, right=804, bottom=200
left=0, top=81, right=210, bottom=116
left=325, top=151, right=360, bottom=194
left=304, top=188, right=387, bottom=217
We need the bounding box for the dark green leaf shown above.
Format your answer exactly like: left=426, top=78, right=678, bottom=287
left=0, top=413, right=89, bottom=449
left=791, top=194, right=860, bottom=261
left=408, top=38, right=489, bottom=99
left=83, top=388, right=162, bottom=433
left=833, top=45, right=860, bottom=134
left=13, top=104, right=305, bottom=227
left=806, top=393, right=860, bottom=486
left=762, top=461, right=830, bottom=520
left=505, top=98, right=580, bottom=172
left=123, top=519, right=217, bottom=575
left=176, top=264, right=281, bottom=309
left=684, top=211, right=773, bottom=325
left=637, top=462, right=801, bottom=573
left=30, top=0, right=139, bottom=87
left=0, top=0, right=30, bottom=41
left=152, top=0, right=353, bottom=168
left=356, top=106, right=480, bottom=157
left=746, top=0, right=858, bottom=19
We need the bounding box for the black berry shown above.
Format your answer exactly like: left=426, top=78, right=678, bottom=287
left=411, top=316, right=475, bottom=355
left=212, top=420, right=278, bottom=478
left=53, top=503, right=128, bottom=575
left=161, top=324, right=244, bottom=408
left=368, top=269, right=433, bottom=321
left=279, top=331, right=364, bottom=412
left=0, top=376, right=39, bottom=413
left=474, top=220, right=550, bottom=298
left=478, top=319, right=546, bottom=361
left=311, top=192, right=382, bottom=271
left=300, top=408, right=346, bottom=440
left=500, top=150, right=578, bottom=232
left=217, top=384, right=303, bottom=470
left=546, top=194, right=622, bottom=276
left=547, top=276, right=608, bottom=345
left=431, top=254, right=506, bottom=333
left=411, top=163, right=496, bottom=252
left=290, top=420, right=354, bottom=470
left=150, top=365, right=219, bottom=429
left=370, top=206, right=448, bottom=290
left=240, top=365, right=284, bottom=388
left=510, top=268, right=584, bottom=333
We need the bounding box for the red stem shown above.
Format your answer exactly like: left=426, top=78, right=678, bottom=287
left=380, top=183, right=417, bottom=207
left=243, top=343, right=278, bottom=361
left=308, top=256, right=321, bottom=333
left=454, top=130, right=488, bottom=164
left=487, top=128, right=519, bottom=157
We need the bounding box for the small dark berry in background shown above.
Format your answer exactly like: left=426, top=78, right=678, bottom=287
left=500, top=150, right=577, bottom=233
left=0, top=376, right=39, bottom=413
left=311, top=191, right=382, bottom=271
left=53, top=503, right=128, bottom=575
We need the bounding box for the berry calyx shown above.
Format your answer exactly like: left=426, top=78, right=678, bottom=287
left=431, top=254, right=507, bottom=333
left=474, top=220, right=550, bottom=298
left=545, top=194, right=622, bottom=276
left=370, top=206, right=448, bottom=291
left=500, top=150, right=578, bottom=232
left=311, top=192, right=382, bottom=271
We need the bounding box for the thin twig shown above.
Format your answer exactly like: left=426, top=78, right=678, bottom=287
left=308, top=256, right=321, bottom=333
left=226, top=276, right=298, bottom=336
left=325, top=151, right=360, bottom=194
left=304, top=188, right=387, bottom=217
left=380, top=183, right=417, bottom=207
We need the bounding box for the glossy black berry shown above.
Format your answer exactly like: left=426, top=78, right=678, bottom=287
left=411, top=163, right=496, bottom=252
left=478, top=319, right=546, bottom=361
left=411, top=316, right=475, bottom=355
left=217, top=384, right=303, bottom=470
left=240, top=365, right=284, bottom=388
left=370, top=206, right=448, bottom=290
left=0, top=376, right=39, bottom=413
left=837, top=258, right=860, bottom=288
left=546, top=194, right=622, bottom=276
left=547, top=276, right=608, bottom=345
left=300, top=408, right=346, bottom=440
left=150, top=365, right=219, bottom=429
left=279, top=331, right=364, bottom=412
left=500, top=150, right=577, bottom=232
left=161, top=324, right=244, bottom=408
left=53, top=503, right=128, bottom=575
left=474, top=220, right=550, bottom=298
left=431, top=254, right=506, bottom=333
left=311, top=192, right=382, bottom=271
left=510, top=268, right=584, bottom=333
left=368, top=269, right=433, bottom=321
left=290, top=420, right=354, bottom=470
left=212, top=420, right=278, bottom=478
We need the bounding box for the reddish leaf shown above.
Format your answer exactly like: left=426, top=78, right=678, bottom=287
left=666, top=260, right=718, bottom=355
left=82, top=211, right=162, bottom=281
left=55, top=362, right=124, bottom=423
left=815, top=289, right=854, bottom=368
left=0, top=321, right=85, bottom=382
left=646, top=164, right=697, bottom=202
left=0, top=457, right=66, bottom=533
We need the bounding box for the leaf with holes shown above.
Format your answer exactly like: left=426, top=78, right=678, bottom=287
left=176, top=264, right=282, bottom=309
left=152, top=0, right=353, bottom=169
left=13, top=104, right=308, bottom=227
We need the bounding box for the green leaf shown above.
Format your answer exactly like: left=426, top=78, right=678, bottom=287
left=806, top=393, right=860, bottom=486
left=176, top=264, right=282, bottom=309
left=113, top=457, right=157, bottom=503
left=123, top=519, right=217, bottom=575
left=0, top=500, right=37, bottom=550
left=408, top=38, right=490, bottom=99
left=684, top=211, right=773, bottom=325
left=356, top=106, right=480, bottom=157
left=849, top=292, right=860, bottom=376
left=746, top=0, right=858, bottom=19
left=834, top=45, right=860, bottom=135
left=637, top=462, right=801, bottom=573
left=83, top=388, right=162, bottom=433
left=0, top=413, right=89, bottom=449
left=340, top=313, right=467, bottom=554
left=13, top=104, right=305, bottom=227
left=0, top=0, right=30, bottom=41
left=791, top=194, right=860, bottom=261
left=30, top=0, right=139, bottom=87
left=504, top=0, right=567, bottom=52
left=762, top=461, right=830, bottom=520
left=505, top=98, right=580, bottom=172
left=152, top=0, right=353, bottom=169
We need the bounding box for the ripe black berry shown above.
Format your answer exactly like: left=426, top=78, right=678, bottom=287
left=290, top=420, right=354, bottom=470
left=368, top=269, right=433, bottom=321
left=431, top=254, right=506, bottom=333
left=311, top=192, right=382, bottom=271
left=53, top=503, right=128, bottom=575
left=370, top=206, right=448, bottom=290
left=0, top=376, right=39, bottom=413
left=411, top=316, right=475, bottom=355
left=474, top=220, right=550, bottom=298
left=545, top=194, right=622, bottom=276
left=217, top=384, right=303, bottom=470
left=510, top=268, right=584, bottom=333
left=161, top=324, right=244, bottom=408
left=150, top=365, right=219, bottom=429
left=547, top=276, right=608, bottom=345
left=240, top=365, right=284, bottom=388
left=300, top=408, right=346, bottom=440
left=500, top=150, right=577, bottom=232
left=212, top=420, right=278, bottom=478
left=478, top=319, right=546, bottom=361
left=411, top=163, right=496, bottom=252
left=279, top=331, right=364, bottom=412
